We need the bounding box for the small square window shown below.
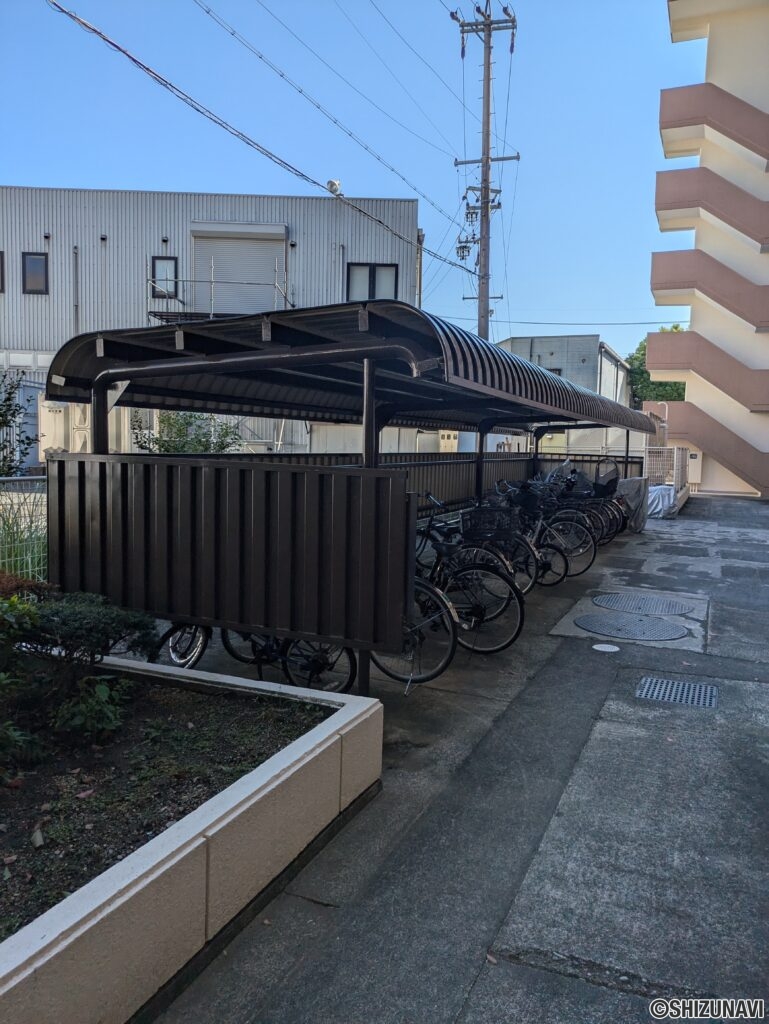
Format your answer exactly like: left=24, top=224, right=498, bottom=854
left=347, top=263, right=398, bottom=302
left=22, top=252, right=48, bottom=294
left=151, top=256, right=178, bottom=299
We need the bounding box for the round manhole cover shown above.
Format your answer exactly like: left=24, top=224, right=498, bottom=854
left=574, top=612, right=688, bottom=641
left=592, top=593, right=694, bottom=616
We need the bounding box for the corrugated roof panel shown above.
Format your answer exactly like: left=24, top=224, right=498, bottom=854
left=47, top=300, right=655, bottom=433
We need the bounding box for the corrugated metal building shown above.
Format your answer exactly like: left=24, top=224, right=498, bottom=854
left=494, top=334, right=640, bottom=456
left=0, top=186, right=420, bottom=455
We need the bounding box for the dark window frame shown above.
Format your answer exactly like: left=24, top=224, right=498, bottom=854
left=151, top=255, right=179, bottom=299
left=0, top=251, right=4, bottom=293
left=22, top=252, right=48, bottom=295
left=346, top=262, right=398, bottom=302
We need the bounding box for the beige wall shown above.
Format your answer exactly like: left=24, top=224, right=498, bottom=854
left=685, top=374, right=769, bottom=448
left=706, top=9, right=769, bottom=109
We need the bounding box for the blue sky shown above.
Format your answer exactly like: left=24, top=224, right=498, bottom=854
left=1, top=1, right=705, bottom=357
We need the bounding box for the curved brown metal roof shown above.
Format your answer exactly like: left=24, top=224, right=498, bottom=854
left=46, top=300, right=655, bottom=433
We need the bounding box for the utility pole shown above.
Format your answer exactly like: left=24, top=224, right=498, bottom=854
left=451, top=3, right=518, bottom=340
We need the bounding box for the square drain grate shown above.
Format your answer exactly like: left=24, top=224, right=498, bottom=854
left=636, top=676, right=718, bottom=709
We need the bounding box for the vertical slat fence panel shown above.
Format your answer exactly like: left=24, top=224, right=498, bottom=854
left=47, top=454, right=410, bottom=651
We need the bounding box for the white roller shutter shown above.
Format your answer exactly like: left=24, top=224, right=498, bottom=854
left=193, top=237, right=286, bottom=314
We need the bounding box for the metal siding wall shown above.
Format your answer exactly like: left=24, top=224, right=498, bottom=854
left=0, top=187, right=418, bottom=362
left=47, top=454, right=411, bottom=650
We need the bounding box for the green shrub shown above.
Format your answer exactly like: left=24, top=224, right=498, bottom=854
left=18, top=592, right=158, bottom=690
left=0, top=592, right=159, bottom=770
left=51, top=677, right=131, bottom=741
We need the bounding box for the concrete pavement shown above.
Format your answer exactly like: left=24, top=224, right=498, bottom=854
left=155, top=495, right=769, bottom=1024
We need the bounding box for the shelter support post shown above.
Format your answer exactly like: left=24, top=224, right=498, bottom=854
left=624, top=429, right=630, bottom=478
left=532, top=432, right=540, bottom=477
left=475, top=430, right=487, bottom=501
left=474, top=419, right=497, bottom=500
left=358, top=358, right=377, bottom=697
left=92, top=383, right=109, bottom=455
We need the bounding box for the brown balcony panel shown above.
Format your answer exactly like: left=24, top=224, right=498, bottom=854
left=644, top=400, right=769, bottom=495
left=651, top=250, right=769, bottom=330
left=656, top=168, right=769, bottom=250
left=647, top=330, right=769, bottom=412
left=660, top=83, right=769, bottom=167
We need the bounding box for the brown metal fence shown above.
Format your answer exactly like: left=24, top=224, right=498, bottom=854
left=47, top=455, right=414, bottom=652
left=216, top=452, right=536, bottom=510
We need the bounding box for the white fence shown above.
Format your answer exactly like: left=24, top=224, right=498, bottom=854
left=0, top=476, right=47, bottom=581
left=644, top=447, right=689, bottom=493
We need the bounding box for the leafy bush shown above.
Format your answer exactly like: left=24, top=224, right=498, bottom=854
left=51, top=677, right=131, bottom=741
left=0, top=592, right=159, bottom=773
left=0, top=570, right=53, bottom=601
left=19, top=592, right=158, bottom=689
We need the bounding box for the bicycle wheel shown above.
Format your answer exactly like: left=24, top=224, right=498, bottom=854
left=502, top=535, right=538, bottom=595
left=154, top=624, right=211, bottom=669
left=593, top=504, right=617, bottom=545
left=452, top=542, right=513, bottom=575
left=535, top=544, right=569, bottom=586
left=549, top=508, right=597, bottom=542
left=543, top=521, right=596, bottom=577
left=221, top=629, right=272, bottom=664
left=283, top=640, right=356, bottom=693
left=371, top=578, right=457, bottom=684
left=443, top=563, right=524, bottom=654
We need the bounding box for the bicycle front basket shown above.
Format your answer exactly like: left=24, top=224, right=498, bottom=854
left=460, top=505, right=519, bottom=542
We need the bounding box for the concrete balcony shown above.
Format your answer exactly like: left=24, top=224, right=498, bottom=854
left=660, top=83, right=769, bottom=170
left=668, top=0, right=769, bottom=42
left=656, top=167, right=769, bottom=252
left=644, top=399, right=769, bottom=494
left=651, top=249, right=769, bottom=330
left=647, top=330, right=769, bottom=411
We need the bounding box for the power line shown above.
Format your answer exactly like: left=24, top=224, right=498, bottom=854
left=251, top=0, right=455, bottom=159
left=368, top=0, right=467, bottom=112
left=433, top=316, right=690, bottom=326
left=332, top=0, right=458, bottom=156
left=45, top=0, right=476, bottom=278
left=193, top=0, right=461, bottom=226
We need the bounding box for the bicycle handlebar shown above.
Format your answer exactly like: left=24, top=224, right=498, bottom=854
left=421, top=491, right=446, bottom=509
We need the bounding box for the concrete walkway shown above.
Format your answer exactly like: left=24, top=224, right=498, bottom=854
left=157, top=495, right=769, bottom=1024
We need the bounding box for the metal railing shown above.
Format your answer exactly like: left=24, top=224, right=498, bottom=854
left=0, top=476, right=47, bottom=581
left=644, top=447, right=688, bottom=491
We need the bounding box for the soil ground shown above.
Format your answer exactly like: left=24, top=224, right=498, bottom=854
left=0, top=681, right=329, bottom=941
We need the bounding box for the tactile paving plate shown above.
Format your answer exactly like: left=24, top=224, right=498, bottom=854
left=636, top=676, right=718, bottom=709
left=573, top=611, right=688, bottom=641
left=592, top=593, right=694, bottom=616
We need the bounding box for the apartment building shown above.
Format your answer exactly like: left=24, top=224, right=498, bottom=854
left=0, top=186, right=420, bottom=455
left=648, top=0, right=769, bottom=495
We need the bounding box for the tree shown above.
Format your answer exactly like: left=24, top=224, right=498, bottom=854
left=0, top=370, right=37, bottom=476
left=130, top=411, right=242, bottom=455
left=626, top=326, right=686, bottom=409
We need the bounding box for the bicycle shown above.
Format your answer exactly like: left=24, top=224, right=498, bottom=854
left=153, top=623, right=357, bottom=692
left=370, top=577, right=458, bottom=685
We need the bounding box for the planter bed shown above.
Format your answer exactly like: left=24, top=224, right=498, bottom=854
left=0, top=661, right=383, bottom=1024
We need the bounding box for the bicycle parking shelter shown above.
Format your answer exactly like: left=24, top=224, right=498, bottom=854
left=46, top=300, right=654, bottom=694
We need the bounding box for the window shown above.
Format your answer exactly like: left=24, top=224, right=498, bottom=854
left=347, top=263, right=398, bottom=302
left=151, top=256, right=178, bottom=299
left=0, top=252, right=4, bottom=293
left=22, top=252, right=48, bottom=294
